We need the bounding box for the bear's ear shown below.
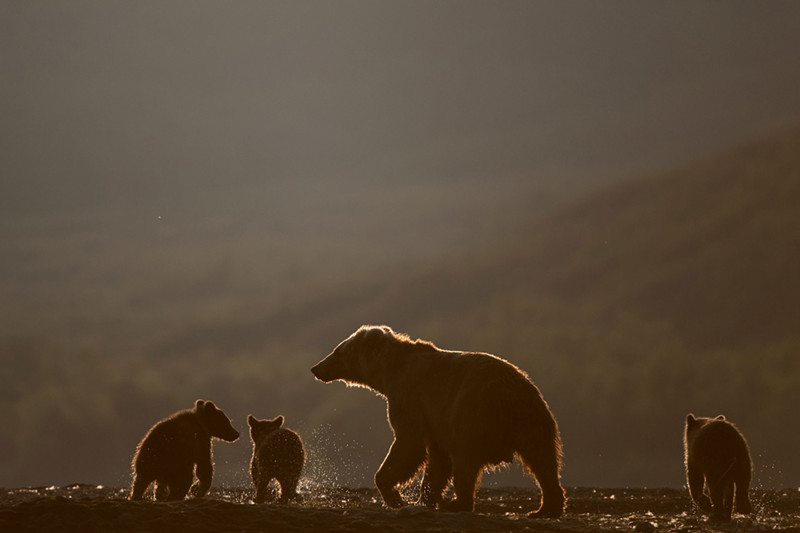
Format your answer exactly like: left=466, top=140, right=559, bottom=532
left=686, top=414, right=696, bottom=425
left=272, top=415, right=284, bottom=428
left=247, top=415, right=257, bottom=427
left=363, top=326, right=389, bottom=344
left=715, top=414, right=726, bottom=421
left=195, top=399, right=206, bottom=410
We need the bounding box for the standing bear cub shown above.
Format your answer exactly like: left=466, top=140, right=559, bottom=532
left=130, top=399, right=240, bottom=501
left=311, top=325, right=566, bottom=517
left=684, top=414, right=753, bottom=521
left=248, top=414, right=306, bottom=503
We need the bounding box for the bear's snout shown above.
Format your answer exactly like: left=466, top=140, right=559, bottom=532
left=310, top=362, right=327, bottom=382
left=221, top=429, right=240, bottom=442
left=311, top=358, right=335, bottom=383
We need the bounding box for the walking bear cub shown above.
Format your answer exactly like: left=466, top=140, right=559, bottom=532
left=130, top=399, right=240, bottom=501
left=311, top=325, right=566, bottom=517
left=248, top=414, right=306, bottom=503
left=684, top=414, right=753, bottom=521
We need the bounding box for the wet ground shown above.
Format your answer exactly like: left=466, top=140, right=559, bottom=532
left=0, top=484, right=797, bottom=532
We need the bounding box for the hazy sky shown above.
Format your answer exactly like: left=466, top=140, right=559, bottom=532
left=3, top=1, right=800, bottom=220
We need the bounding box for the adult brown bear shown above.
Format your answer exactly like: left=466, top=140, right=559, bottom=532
left=311, top=325, right=565, bottom=517
left=684, top=414, right=752, bottom=521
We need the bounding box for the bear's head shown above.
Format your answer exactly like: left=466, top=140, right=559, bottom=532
left=685, top=413, right=726, bottom=440
left=311, top=325, right=396, bottom=390
left=247, top=414, right=284, bottom=443
left=195, top=399, right=240, bottom=442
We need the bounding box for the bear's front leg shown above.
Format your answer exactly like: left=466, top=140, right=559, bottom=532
left=129, top=474, right=152, bottom=501
left=374, top=438, right=426, bottom=509
left=191, top=457, right=213, bottom=498
left=439, top=459, right=481, bottom=512
left=418, top=447, right=452, bottom=509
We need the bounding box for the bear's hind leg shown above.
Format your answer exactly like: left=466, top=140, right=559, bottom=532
left=686, top=465, right=712, bottom=513
left=518, top=448, right=566, bottom=518
left=734, top=468, right=752, bottom=514
left=375, top=438, right=426, bottom=509
left=253, top=478, right=272, bottom=504
left=277, top=474, right=300, bottom=503
left=154, top=481, right=170, bottom=501
left=708, top=481, right=732, bottom=521
left=163, top=472, right=194, bottom=501
left=722, top=483, right=735, bottom=519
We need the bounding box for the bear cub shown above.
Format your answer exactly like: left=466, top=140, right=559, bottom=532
left=248, top=414, right=306, bottom=503
left=130, top=399, right=240, bottom=501
left=684, top=414, right=752, bottom=521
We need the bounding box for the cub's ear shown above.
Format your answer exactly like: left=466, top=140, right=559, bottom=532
left=195, top=399, right=206, bottom=410
left=715, top=414, right=726, bottom=421
left=272, top=415, right=284, bottom=428
left=686, top=414, right=697, bottom=425
left=247, top=415, right=257, bottom=427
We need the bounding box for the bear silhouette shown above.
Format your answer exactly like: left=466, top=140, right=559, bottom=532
left=684, top=414, right=752, bottom=521
left=311, top=325, right=565, bottom=517
left=130, top=399, right=240, bottom=501
left=248, top=414, right=306, bottom=503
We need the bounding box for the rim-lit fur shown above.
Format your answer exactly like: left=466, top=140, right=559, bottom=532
left=248, top=414, right=306, bottom=504
left=311, top=325, right=565, bottom=517
left=130, top=399, right=240, bottom=501
left=684, top=414, right=752, bottom=521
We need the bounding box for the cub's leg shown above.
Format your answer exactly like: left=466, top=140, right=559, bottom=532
left=734, top=467, right=752, bottom=514
left=708, top=481, right=732, bottom=521
left=130, top=474, right=153, bottom=501
left=253, top=476, right=273, bottom=504
left=686, top=464, right=712, bottom=512
left=277, top=475, right=300, bottom=503
left=165, top=471, right=194, bottom=501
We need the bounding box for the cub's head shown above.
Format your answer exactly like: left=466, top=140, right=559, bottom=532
left=310, top=325, right=395, bottom=387
left=685, top=413, right=726, bottom=437
left=195, top=399, right=240, bottom=442
left=247, top=414, right=284, bottom=444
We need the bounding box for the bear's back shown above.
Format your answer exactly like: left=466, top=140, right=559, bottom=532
left=431, top=350, right=545, bottom=410
left=256, top=428, right=305, bottom=467
left=135, top=410, right=204, bottom=469
left=418, top=349, right=533, bottom=386
left=689, top=419, right=751, bottom=471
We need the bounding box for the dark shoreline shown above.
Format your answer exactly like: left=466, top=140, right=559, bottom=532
left=1, top=485, right=798, bottom=533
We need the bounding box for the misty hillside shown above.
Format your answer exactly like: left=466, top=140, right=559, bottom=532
left=250, top=124, right=800, bottom=355
left=513, top=126, right=800, bottom=352
left=3, top=127, right=800, bottom=491
left=256, top=125, right=800, bottom=487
